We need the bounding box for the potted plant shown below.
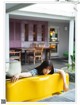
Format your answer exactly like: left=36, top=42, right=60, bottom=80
left=61, top=54, right=75, bottom=82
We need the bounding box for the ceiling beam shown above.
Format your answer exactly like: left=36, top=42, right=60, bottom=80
left=6, top=3, right=35, bottom=13
left=9, top=10, right=74, bottom=21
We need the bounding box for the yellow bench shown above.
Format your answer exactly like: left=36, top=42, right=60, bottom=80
left=6, top=73, right=69, bottom=102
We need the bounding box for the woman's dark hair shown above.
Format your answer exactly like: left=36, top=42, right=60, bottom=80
left=35, top=60, right=54, bottom=75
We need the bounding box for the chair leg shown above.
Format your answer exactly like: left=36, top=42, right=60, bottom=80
left=41, top=57, right=43, bottom=63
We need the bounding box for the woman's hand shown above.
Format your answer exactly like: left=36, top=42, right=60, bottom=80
left=10, top=72, right=32, bottom=82
left=11, top=75, right=19, bottom=82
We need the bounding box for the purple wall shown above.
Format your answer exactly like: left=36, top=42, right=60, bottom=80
left=10, top=19, right=21, bottom=48
left=10, top=19, right=48, bottom=48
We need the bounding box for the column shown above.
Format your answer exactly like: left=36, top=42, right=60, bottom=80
left=5, top=13, right=9, bottom=62
left=0, top=2, right=5, bottom=100
left=5, top=14, right=9, bottom=62
left=68, top=19, right=74, bottom=64
left=5, top=13, right=10, bottom=81
left=75, top=4, right=80, bottom=103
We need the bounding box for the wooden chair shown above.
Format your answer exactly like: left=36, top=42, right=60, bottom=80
left=38, top=43, right=45, bottom=48
left=30, top=43, right=38, bottom=48
left=27, top=47, right=43, bottom=64
left=10, top=50, right=21, bottom=61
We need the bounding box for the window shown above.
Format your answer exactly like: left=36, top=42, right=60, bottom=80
left=25, top=24, right=29, bottom=41
left=33, top=24, right=37, bottom=41
left=42, top=25, right=45, bottom=41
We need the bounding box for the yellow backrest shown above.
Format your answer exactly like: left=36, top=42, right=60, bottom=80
left=6, top=73, right=69, bottom=102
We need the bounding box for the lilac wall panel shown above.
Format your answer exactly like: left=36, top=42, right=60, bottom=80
left=10, top=19, right=48, bottom=48
left=10, top=21, right=14, bottom=41
left=37, top=24, right=42, bottom=41
left=10, top=19, right=21, bottom=48
left=45, top=23, right=48, bottom=42
left=15, top=22, right=21, bottom=40
left=10, top=41, right=14, bottom=48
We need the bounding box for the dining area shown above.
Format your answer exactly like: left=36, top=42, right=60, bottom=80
left=9, top=19, right=59, bottom=65
left=9, top=43, right=56, bottom=65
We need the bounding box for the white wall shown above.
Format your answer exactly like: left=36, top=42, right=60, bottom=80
left=48, top=22, right=69, bottom=57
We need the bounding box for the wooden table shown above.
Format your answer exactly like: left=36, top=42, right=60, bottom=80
left=10, top=47, right=54, bottom=63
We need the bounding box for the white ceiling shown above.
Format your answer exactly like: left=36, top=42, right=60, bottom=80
left=19, top=3, right=75, bottom=14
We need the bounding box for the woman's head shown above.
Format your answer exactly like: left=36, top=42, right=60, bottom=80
left=42, top=66, right=52, bottom=75
left=36, top=60, right=54, bottom=75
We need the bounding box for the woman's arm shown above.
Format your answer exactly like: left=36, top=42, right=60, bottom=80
left=57, top=70, right=69, bottom=91
left=11, top=72, right=32, bottom=82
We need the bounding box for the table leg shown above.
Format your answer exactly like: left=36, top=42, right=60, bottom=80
left=25, top=50, right=27, bottom=64
left=45, top=49, right=51, bottom=60
left=49, top=49, right=51, bottom=60
left=45, top=50, right=48, bottom=60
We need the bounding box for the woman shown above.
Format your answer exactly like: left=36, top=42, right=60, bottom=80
left=11, top=60, right=69, bottom=91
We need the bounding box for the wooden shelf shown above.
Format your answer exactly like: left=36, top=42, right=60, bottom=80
left=49, top=41, right=59, bottom=44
